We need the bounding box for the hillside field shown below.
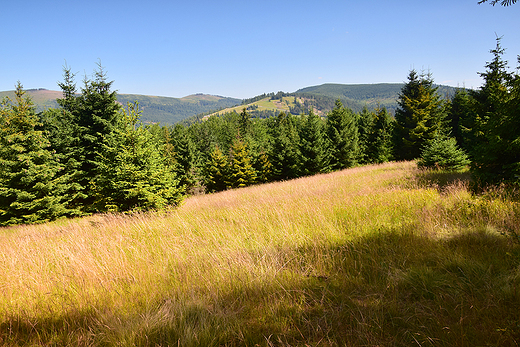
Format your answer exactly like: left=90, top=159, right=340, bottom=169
left=1, top=161, right=519, bottom=346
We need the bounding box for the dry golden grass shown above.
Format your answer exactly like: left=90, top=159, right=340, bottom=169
left=1, top=161, right=519, bottom=346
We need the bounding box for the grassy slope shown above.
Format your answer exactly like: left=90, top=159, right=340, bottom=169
left=1, top=162, right=520, bottom=346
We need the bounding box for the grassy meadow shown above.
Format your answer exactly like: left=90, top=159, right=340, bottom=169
left=1, top=161, right=520, bottom=346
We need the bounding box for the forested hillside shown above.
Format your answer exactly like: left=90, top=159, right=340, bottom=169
left=0, top=38, right=519, bottom=226
left=193, top=84, right=459, bottom=122
left=1, top=84, right=459, bottom=125
left=0, top=89, right=241, bottom=125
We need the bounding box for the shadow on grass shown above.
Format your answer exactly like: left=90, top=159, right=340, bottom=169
left=415, top=169, right=472, bottom=191
left=3, top=228, right=520, bottom=346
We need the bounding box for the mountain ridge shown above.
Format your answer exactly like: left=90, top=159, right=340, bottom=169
left=1, top=83, right=460, bottom=124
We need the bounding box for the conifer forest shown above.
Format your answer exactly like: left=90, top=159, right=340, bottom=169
left=0, top=38, right=519, bottom=226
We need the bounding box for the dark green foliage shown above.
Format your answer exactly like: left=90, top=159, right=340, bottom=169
left=325, top=100, right=359, bottom=170
left=205, top=145, right=229, bottom=193
left=94, top=102, right=183, bottom=212
left=299, top=108, right=328, bottom=175
left=418, top=137, right=470, bottom=171
left=366, top=107, right=394, bottom=164
left=447, top=89, right=478, bottom=153
left=166, top=123, right=197, bottom=193
left=238, top=108, right=252, bottom=138
left=357, top=107, right=373, bottom=165
left=54, top=64, right=123, bottom=210
left=227, top=138, right=257, bottom=189
left=38, top=108, right=85, bottom=215
left=393, top=70, right=447, bottom=160
left=470, top=38, right=520, bottom=185
left=269, top=113, right=302, bottom=180
left=0, top=84, right=69, bottom=225
left=254, top=151, right=273, bottom=183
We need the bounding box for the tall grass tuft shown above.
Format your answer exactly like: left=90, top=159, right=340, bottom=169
left=1, top=161, right=519, bottom=346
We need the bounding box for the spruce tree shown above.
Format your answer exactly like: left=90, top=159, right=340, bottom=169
left=167, top=123, right=197, bottom=193
left=55, top=63, right=122, bottom=210
left=357, top=107, right=374, bottom=165
left=0, top=83, right=68, bottom=225
left=470, top=38, right=520, bottom=185
left=325, top=100, right=359, bottom=170
left=448, top=89, right=478, bottom=153
left=254, top=151, right=273, bottom=183
left=94, top=102, right=183, bottom=211
left=418, top=136, right=470, bottom=171
left=366, top=107, right=394, bottom=164
left=205, top=145, right=229, bottom=193
left=300, top=108, right=327, bottom=175
left=227, top=137, right=257, bottom=189
left=269, top=112, right=302, bottom=180
left=393, top=70, right=447, bottom=160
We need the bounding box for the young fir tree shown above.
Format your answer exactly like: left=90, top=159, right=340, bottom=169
left=238, top=108, right=252, bottom=138
left=357, top=107, right=374, bottom=165
left=366, top=107, right=394, bottom=164
left=448, top=88, right=478, bottom=154
left=269, top=112, right=302, bottom=180
left=254, top=151, right=273, bottom=183
left=205, top=145, right=229, bottom=193
left=470, top=38, right=520, bottom=185
left=227, top=137, right=257, bottom=189
left=167, top=123, right=197, bottom=194
left=94, top=102, right=183, bottom=211
left=299, top=108, right=327, bottom=175
left=55, top=64, right=123, bottom=210
left=325, top=100, right=359, bottom=170
left=393, top=70, right=447, bottom=160
left=418, top=136, right=470, bottom=171
left=0, top=83, right=69, bottom=225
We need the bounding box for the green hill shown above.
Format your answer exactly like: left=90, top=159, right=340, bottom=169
left=116, top=93, right=241, bottom=124
left=200, top=83, right=459, bottom=121
left=1, top=83, right=460, bottom=124
left=0, top=89, right=241, bottom=125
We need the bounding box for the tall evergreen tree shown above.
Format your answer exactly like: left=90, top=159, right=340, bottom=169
left=94, top=102, right=183, bottom=211
left=38, top=107, right=85, bottom=215
left=238, top=108, right=252, bottom=138
left=366, top=107, right=394, bottom=164
left=325, top=100, right=359, bottom=170
left=205, top=145, right=229, bottom=193
left=54, top=63, right=123, bottom=210
left=0, top=83, right=69, bottom=225
left=299, top=108, right=327, bottom=175
left=269, top=112, right=302, bottom=180
left=448, top=89, right=478, bottom=153
left=357, top=107, right=374, bottom=165
left=393, top=70, right=447, bottom=160
left=167, top=123, right=197, bottom=193
left=470, top=38, right=520, bottom=185
left=254, top=151, right=273, bottom=183
left=227, top=137, right=257, bottom=189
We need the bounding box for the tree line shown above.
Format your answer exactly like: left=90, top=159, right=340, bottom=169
left=0, top=38, right=518, bottom=226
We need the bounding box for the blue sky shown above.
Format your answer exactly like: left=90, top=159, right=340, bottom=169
left=2, top=0, right=519, bottom=99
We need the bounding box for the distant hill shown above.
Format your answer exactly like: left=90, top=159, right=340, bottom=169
left=200, top=83, right=459, bottom=121
left=115, top=93, right=241, bottom=124
left=0, top=89, right=241, bottom=125
left=1, top=83, right=460, bottom=124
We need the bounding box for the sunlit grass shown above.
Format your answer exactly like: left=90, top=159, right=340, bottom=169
left=1, top=161, right=519, bottom=346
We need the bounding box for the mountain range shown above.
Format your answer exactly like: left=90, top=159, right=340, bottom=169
left=0, top=83, right=459, bottom=125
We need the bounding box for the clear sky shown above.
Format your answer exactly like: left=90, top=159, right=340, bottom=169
left=1, top=0, right=519, bottom=99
